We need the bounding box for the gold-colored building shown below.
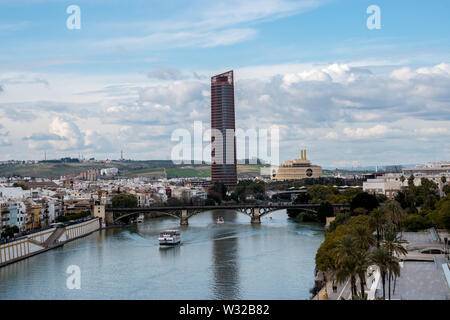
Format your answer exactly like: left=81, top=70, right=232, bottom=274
left=25, top=205, right=42, bottom=231
left=271, top=149, right=322, bottom=181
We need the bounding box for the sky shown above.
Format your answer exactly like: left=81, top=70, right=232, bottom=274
left=0, top=0, right=449, bottom=168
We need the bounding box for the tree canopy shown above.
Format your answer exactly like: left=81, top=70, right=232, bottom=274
left=112, top=194, right=138, bottom=208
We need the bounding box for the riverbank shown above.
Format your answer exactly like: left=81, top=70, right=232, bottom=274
left=0, top=218, right=101, bottom=268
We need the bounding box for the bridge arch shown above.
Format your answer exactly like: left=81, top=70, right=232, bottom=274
left=113, top=210, right=180, bottom=223
left=106, top=203, right=349, bottom=226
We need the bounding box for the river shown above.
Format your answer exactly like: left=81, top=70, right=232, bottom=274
left=0, top=209, right=324, bottom=300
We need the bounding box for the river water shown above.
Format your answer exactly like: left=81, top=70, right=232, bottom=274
left=0, top=210, right=324, bottom=300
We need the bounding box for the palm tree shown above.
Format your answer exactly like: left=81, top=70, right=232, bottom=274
left=334, top=235, right=359, bottom=299
left=382, top=226, right=408, bottom=257
left=382, top=227, right=406, bottom=299
left=353, top=224, right=376, bottom=250
left=354, top=249, right=371, bottom=299
left=370, top=208, right=386, bottom=247
left=370, top=247, right=390, bottom=299
left=387, top=256, right=401, bottom=300
left=382, top=201, right=406, bottom=232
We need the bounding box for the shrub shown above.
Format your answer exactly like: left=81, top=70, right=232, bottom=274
left=56, top=211, right=91, bottom=222
left=403, top=214, right=432, bottom=231
left=328, top=212, right=351, bottom=232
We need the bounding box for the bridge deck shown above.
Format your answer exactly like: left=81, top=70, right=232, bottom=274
left=107, top=203, right=349, bottom=212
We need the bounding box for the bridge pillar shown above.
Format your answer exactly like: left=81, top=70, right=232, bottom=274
left=251, top=208, right=261, bottom=224
left=180, top=209, right=189, bottom=225
left=105, top=211, right=115, bottom=226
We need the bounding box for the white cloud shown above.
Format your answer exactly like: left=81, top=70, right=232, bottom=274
left=343, top=125, right=389, bottom=139
left=414, top=127, right=449, bottom=136
left=96, top=0, right=321, bottom=50
left=324, top=132, right=338, bottom=139
left=48, top=117, right=84, bottom=150
left=2, top=61, right=450, bottom=164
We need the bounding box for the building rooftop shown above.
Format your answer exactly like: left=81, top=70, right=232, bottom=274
left=401, top=232, right=435, bottom=244
left=382, top=260, right=450, bottom=300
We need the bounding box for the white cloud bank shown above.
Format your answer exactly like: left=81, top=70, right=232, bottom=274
left=0, top=61, right=449, bottom=165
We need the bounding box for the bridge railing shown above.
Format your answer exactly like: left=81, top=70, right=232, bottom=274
left=107, top=202, right=350, bottom=212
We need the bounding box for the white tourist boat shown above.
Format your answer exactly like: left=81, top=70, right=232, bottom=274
left=158, top=230, right=181, bottom=246
left=137, top=214, right=144, bottom=223
left=216, top=216, right=224, bottom=224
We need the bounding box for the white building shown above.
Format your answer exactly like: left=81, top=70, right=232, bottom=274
left=100, top=168, right=119, bottom=176
left=363, top=174, right=403, bottom=199
left=364, top=170, right=450, bottom=199
left=0, top=187, right=30, bottom=199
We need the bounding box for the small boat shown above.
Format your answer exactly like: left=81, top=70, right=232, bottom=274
left=216, top=216, right=224, bottom=224
left=137, top=214, right=144, bottom=223
left=158, top=230, right=181, bottom=246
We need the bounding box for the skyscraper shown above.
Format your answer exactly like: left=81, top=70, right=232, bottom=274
left=211, top=70, right=237, bottom=187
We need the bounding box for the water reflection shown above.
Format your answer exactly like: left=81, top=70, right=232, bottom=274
left=159, top=245, right=181, bottom=260
left=211, top=210, right=241, bottom=299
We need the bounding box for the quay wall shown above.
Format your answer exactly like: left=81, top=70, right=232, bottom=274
left=59, top=219, right=100, bottom=242
left=0, top=218, right=101, bottom=268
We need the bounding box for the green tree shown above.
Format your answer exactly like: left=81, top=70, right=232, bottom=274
left=353, top=207, right=368, bottom=216
left=12, top=183, right=29, bottom=190
left=370, top=207, right=386, bottom=247
left=350, top=192, right=379, bottom=213
left=428, top=195, right=450, bottom=229
left=166, top=197, right=184, bottom=206
left=403, top=214, right=432, bottom=231
left=112, top=194, right=138, bottom=208
left=370, top=247, right=390, bottom=299
left=443, top=185, right=450, bottom=196
left=386, top=255, right=401, bottom=300
left=1, top=225, right=19, bottom=238
left=334, top=235, right=359, bottom=299
left=352, top=224, right=375, bottom=250
left=341, top=188, right=363, bottom=203
left=316, top=224, right=350, bottom=272
left=293, top=192, right=311, bottom=204
left=317, top=201, right=334, bottom=223
left=382, top=226, right=408, bottom=257
left=415, top=178, right=439, bottom=210
left=382, top=200, right=406, bottom=232
left=307, top=185, right=335, bottom=203
left=408, top=175, right=415, bottom=188
left=328, top=212, right=351, bottom=232
left=354, top=249, right=370, bottom=299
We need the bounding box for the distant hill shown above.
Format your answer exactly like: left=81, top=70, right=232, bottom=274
left=0, top=161, right=265, bottom=179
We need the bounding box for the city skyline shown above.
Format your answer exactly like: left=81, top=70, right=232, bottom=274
left=0, top=0, right=449, bottom=167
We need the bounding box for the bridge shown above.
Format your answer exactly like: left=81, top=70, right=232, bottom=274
left=105, top=203, right=350, bottom=226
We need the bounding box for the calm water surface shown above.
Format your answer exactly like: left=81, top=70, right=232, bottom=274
left=0, top=210, right=324, bottom=299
